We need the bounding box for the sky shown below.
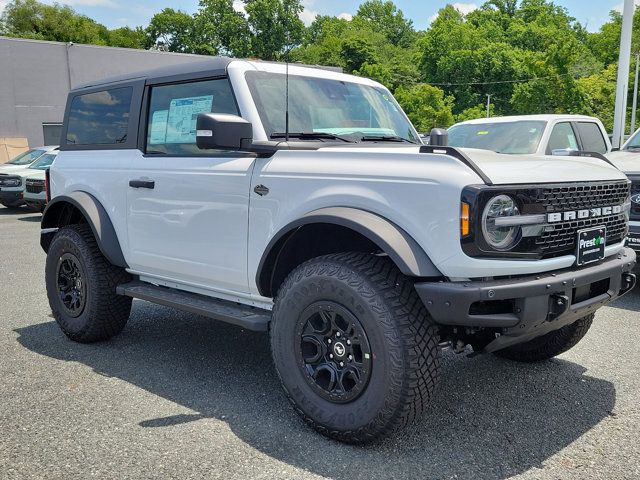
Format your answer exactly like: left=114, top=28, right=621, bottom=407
left=0, top=0, right=630, bottom=32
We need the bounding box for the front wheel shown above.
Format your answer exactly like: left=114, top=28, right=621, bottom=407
left=270, top=253, right=440, bottom=443
left=494, top=314, right=594, bottom=362
left=45, top=224, right=132, bottom=343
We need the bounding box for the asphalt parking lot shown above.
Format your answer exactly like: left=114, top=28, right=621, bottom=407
left=1, top=205, right=639, bottom=480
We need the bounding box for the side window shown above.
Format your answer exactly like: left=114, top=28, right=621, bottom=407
left=146, top=78, right=239, bottom=155
left=66, top=87, right=133, bottom=145
left=547, top=122, right=578, bottom=153
left=576, top=122, right=608, bottom=154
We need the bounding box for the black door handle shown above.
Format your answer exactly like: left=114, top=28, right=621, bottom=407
left=129, top=179, right=155, bottom=189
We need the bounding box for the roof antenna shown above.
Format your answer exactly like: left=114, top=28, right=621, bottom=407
left=284, top=2, right=291, bottom=142
left=285, top=58, right=290, bottom=142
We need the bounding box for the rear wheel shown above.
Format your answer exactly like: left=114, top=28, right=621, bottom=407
left=45, top=224, right=132, bottom=343
left=494, top=314, right=594, bottom=362
left=270, top=253, right=440, bottom=443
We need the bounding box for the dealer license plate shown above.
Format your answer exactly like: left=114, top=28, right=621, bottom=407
left=627, top=231, right=640, bottom=250
left=576, top=226, right=606, bottom=266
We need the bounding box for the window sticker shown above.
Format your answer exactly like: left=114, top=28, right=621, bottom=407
left=165, top=95, right=214, bottom=144
left=149, top=110, right=169, bottom=145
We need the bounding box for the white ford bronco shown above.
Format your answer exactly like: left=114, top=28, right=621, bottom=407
left=41, top=59, right=636, bottom=443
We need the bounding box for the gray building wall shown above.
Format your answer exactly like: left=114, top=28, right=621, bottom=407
left=0, top=37, right=212, bottom=147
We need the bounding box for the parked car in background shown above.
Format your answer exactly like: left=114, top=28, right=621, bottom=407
left=0, top=146, right=58, bottom=173
left=608, top=130, right=640, bottom=253
left=0, top=151, right=57, bottom=209
left=447, top=115, right=610, bottom=156
left=22, top=152, right=58, bottom=212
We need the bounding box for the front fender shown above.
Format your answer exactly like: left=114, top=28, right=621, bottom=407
left=257, top=207, right=442, bottom=296
left=41, top=192, right=128, bottom=268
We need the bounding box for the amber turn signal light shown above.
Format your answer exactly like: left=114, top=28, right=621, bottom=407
left=460, top=202, right=470, bottom=237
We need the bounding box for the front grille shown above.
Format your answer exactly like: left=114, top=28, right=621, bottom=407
left=630, top=178, right=640, bottom=221
left=533, top=181, right=630, bottom=257
left=25, top=179, right=45, bottom=194
left=535, top=182, right=630, bottom=212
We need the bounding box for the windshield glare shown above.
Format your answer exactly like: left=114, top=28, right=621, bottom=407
left=8, top=149, right=46, bottom=165
left=245, top=71, right=419, bottom=143
left=29, top=154, right=56, bottom=170
left=448, top=120, right=547, bottom=154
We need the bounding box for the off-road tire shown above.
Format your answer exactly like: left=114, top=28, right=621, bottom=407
left=45, top=224, right=132, bottom=343
left=494, top=314, right=594, bottom=362
left=270, top=253, right=440, bottom=443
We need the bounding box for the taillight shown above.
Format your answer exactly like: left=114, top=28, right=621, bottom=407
left=45, top=168, right=51, bottom=203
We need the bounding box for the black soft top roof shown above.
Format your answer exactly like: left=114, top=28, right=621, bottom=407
left=73, top=57, right=234, bottom=91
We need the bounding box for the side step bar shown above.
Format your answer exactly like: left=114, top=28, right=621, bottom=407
left=116, top=281, right=271, bottom=332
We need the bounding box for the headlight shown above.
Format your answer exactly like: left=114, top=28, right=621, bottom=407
left=481, top=195, right=520, bottom=250
left=0, top=178, right=20, bottom=187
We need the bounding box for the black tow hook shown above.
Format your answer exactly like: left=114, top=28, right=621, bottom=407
left=621, top=273, right=637, bottom=294
left=548, top=294, right=570, bottom=321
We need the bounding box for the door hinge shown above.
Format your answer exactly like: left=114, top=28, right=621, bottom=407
left=254, top=184, right=269, bottom=196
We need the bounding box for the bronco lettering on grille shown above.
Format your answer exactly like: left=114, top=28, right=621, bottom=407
left=547, top=205, right=623, bottom=223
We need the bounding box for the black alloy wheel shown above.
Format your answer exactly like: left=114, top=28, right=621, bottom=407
left=296, top=302, right=372, bottom=404
left=56, top=252, right=87, bottom=317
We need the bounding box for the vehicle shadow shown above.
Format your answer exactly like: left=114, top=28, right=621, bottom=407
left=15, top=303, right=616, bottom=480
left=17, top=214, right=42, bottom=222
left=0, top=206, right=26, bottom=215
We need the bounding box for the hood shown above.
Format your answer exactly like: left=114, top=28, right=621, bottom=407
left=317, top=145, right=626, bottom=186
left=606, top=150, right=640, bottom=175
left=0, top=165, right=36, bottom=178
left=457, top=148, right=626, bottom=185
left=0, top=164, right=30, bottom=173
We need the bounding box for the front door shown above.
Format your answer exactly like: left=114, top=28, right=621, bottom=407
left=126, top=77, right=254, bottom=294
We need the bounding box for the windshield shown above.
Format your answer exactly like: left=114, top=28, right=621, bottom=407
left=29, top=154, right=56, bottom=170
left=448, top=120, right=547, bottom=154
left=245, top=71, right=419, bottom=143
left=8, top=149, right=46, bottom=165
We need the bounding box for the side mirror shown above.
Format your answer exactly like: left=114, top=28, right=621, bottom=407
left=196, top=113, right=253, bottom=151
left=429, top=128, right=448, bottom=146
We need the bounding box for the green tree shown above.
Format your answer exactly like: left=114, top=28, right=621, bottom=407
left=576, top=64, right=618, bottom=132
left=394, top=83, right=455, bottom=131
left=145, top=8, right=200, bottom=53
left=355, top=0, right=415, bottom=47
left=455, top=103, right=495, bottom=123
left=244, top=0, right=305, bottom=60
left=107, top=27, right=145, bottom=49
left=196, top=0, right=251, bottom=57
left=0, top=0, right=109, bottom=44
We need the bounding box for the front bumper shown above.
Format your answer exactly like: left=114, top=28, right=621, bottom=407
left=415, top=247, right=636, bottom=352
left=23, top=198, right=46, bottom=212
left=0, top=189, right=23, bottom=205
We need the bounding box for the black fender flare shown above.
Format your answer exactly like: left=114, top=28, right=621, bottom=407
left=256, top=207, right=442, bottom=296
left=41, top=192, right=128, bottom=268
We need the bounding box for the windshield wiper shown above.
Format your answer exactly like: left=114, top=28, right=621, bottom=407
left=360, top=135, right=416, bottom=144
left=270, top=132, right=355, bottom=143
